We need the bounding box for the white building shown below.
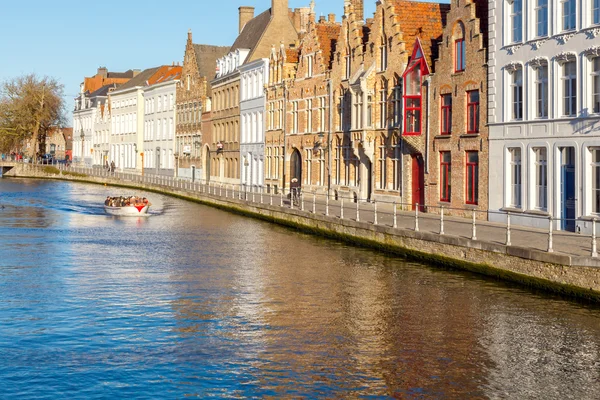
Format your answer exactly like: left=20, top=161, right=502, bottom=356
left=73, top=86, right=96, bottom=166
left=239, top=58, right=268, bottom=190
left=92, top=85, right=117, bottom=168
left=143, top=78, right=178, bottom=176
left=488, top=0, right=600, bottom=232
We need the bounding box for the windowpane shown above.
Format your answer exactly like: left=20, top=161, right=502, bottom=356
left=441, top=94, right=452, bottom=135
left=593, top=58, right=600, bottom=114
left=595, top=0, right=600, bottom=24
left=512, top=0, right=523, bottom=42
left=534, top=148, right=547, bottom=210
left=512, top=69, right=523, bottom=120
left=466, top=151, right=479, bottom=205
left=563, top=61, right=577, bottom=117
left=536, top=0, right=548, bottom=37
left=455, top=39, right=465, bottom=72
left=440, top=151, right=451, bottom=202
left=562, top=0, right=576, bottom=31
left=467, top=90, right=479, bottom=133
left=536, top=65, right=548, bottom=118
left=510, top=148, right=522, bottom=208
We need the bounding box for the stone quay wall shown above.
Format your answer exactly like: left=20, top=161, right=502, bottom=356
left=6, top=163, right=600, bottom=302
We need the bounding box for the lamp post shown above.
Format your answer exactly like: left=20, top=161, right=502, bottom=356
left=244, top=157, right=249, bottom=200
left=174, top=152, right=179, bottom=178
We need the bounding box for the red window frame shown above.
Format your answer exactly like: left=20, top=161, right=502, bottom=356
left=467, top=90, right=480, bottom=134
left=455, top=39, right=465, bottom=72
left=402, top=39, right=430, bottom=137
left=441, top=94, right=452, bottom=135
left=440, top=151, right=451, bottom=202
left=466, top=151, right=479, bottom=205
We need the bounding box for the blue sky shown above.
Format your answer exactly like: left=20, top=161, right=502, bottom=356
left=0, top=0, right=377, bottom=116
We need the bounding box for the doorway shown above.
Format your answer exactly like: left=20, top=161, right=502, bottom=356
left=290, top=148, right=302, bottom=187
left=560, top=147, right=575, bottom=231
left=411, top=153, right=424, bottom=210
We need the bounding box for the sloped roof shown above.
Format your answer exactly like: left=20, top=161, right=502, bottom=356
left=115, top=67, right=160, bottom=91
left=392, top=0, right=450, bottom=68
left=316, top=23, right=341, bottom=70
left=148, top=65, right=182, bottom=85
left=88, top=83, right=119, bottom=98
left=286, top=48, right=299, bottom=63
left=193, top=44, right=229, bottom=79
left=106, top=70, right=136, bottom=79
left=229, top=9, right=271, bottom=53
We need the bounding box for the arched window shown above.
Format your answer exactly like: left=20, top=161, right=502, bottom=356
left=454, top=21, right=466, bottom=72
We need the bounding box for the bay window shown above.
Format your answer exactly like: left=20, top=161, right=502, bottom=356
left=403, top=44, right=426, bottom=136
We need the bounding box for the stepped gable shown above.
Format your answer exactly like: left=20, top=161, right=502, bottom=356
left=392, top=0, right=450, bottom=69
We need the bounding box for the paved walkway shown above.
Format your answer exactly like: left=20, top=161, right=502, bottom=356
left=60, top=166, right=600, bottom=261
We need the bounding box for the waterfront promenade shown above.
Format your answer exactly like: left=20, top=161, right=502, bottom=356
left=5, top=162, right=600, bottom=300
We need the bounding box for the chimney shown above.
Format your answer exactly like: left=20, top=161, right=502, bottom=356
left=272, top=0, right=288, bottom=18
left=352, top=0, right=364, bottom=23
left=328, top=13, right=336, bottom=23
left=239, top=6, right=255, bottom=34
left=97, top=67, right=108, bottom=77
left=318, top=15, right=325, bottom=23
left=187, top=29, right=192, bottom=43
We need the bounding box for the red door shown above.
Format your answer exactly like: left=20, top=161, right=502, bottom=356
left=412, top=154, right=424, bottom=210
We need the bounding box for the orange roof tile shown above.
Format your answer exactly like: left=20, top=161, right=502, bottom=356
left=316, top=23, right=341, bottom=69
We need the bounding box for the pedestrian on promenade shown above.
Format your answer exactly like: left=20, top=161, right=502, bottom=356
left=110, top=161, right=115, bottom=173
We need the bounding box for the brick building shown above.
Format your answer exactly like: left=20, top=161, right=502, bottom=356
left=175, top=30, right=228, bottom=180
left=209, top=0, right=300, bottom=186
left=268, top=13, right=340, bottom=195
left=426, top=0, right=488, bottom=218
left=45, top=127, right=72, bottom=160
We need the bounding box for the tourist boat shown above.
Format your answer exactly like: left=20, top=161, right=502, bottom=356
left=104, top=203, right=150, bottom=216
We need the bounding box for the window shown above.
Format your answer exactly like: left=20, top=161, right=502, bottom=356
left=563, top=61, right=577, bottom=117
left=306, top=99, right=312, bottom=133
left=454, top=22, right=466, bottom=72
left=533, top=147, right=547, bottom=210
left=307, top=55, right=314, bottom=77
left=536, top=0, right=548, bottom=37
left=441, top=94, right=452, bottom=135
left=592, top=148, right=600, bottom=213
left=335, top=139, right=341, bottom=184
left=392, top=135, right=401, bottom=190
left=509, top=148, right=522, bottom=208
left=467, top=90, right=479, bottom=134
left=292, top=102, right=298, bottom=133
left=404, top=61, right=422, bottom=135
left=511, top=68, right=523, bottom=120
left=353, top=94, right=363, bottom=129
left=379, top=82, right=387, bottom=128
left=562, top=0, right=576, bottom=31
left=511, top=0, right=523, bottom=42
left=465, top=151, right=479, bottom=205
left=593, top=58, right=600, bottom=113
left=319, top=97, right=326, bottom=132
left=440, top=151, right=451, bottom=202
left=380, top=36, right=388, bottom=71
left=535, top=64, right=549, bottom=118
left=305, top=148, right=312, bottom=185
left=378, top=138, right=387, bottom=189
left=595, top=0, right=600, bottom=24
left=367, top=95, right=373, bottom=127
left=338, top=91, right=345, bottom=131
left=345, top=52, right=351, bottom=79
left=318, top=150, right=325, bottom=185
left=393, top=81, right=402, bottom=127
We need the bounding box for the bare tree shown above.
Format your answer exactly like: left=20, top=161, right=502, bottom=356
left=0, top=74, right=65, bottom=158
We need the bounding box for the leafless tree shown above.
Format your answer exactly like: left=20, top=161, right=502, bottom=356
left=0, top=74, right=65, bottom=158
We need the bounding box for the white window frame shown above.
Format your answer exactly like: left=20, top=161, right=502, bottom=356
left=511, top=0, right=523, bottom=43
left=535, top=63, right=549, bottom=118
left=561, top=0, right=576, bottom=31
left=535, top=0, right=548, bottom=37
left=562, top=60, right=577, bottom=117
left=532, top=147, right=548, bottom=211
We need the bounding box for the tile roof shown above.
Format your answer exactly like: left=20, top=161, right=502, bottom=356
left=193, top=44, right=230, bottom=80
left=114, top=67, right=161, bottom=91
left=286, top=48, right=299, bottom=63
left=147, top=65, right=183, bottom=85
left=229, top=9, right=271, bottom=54
left=392, top=0, right=450, bottom=68
left=88, top=83, right=119, bottom=98
left=316, top=23, right=341, bottom=70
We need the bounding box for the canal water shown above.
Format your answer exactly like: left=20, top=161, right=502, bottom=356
left=0, top=179, right=599, bottom=399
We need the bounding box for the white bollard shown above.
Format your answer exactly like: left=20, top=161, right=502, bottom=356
left=472, top=211, right=477, bottom=240
left=592, top=218, right=598, bottom=258
left=313, top=192, right=316, bottom=214
left=356, top=199, right=360, bottom=222
left=547, top=215, right=554, bottom=253
left=440, top=206, right=445, bottom=235
left=280, top=191, right=283, bottom=207
left=506, top=212, right=511, bottom=246
left=374, top=201, right=378, bottom=225
left=340, top=196, right=344, bottom=219
left=326, top=193, right=329, bottom=216
left=393, top=202, right=397, bottom=229
left=415, top=203, right=419, bottom=232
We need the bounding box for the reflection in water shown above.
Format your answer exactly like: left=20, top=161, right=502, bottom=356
left=0, top=179, right=598, bottom=398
